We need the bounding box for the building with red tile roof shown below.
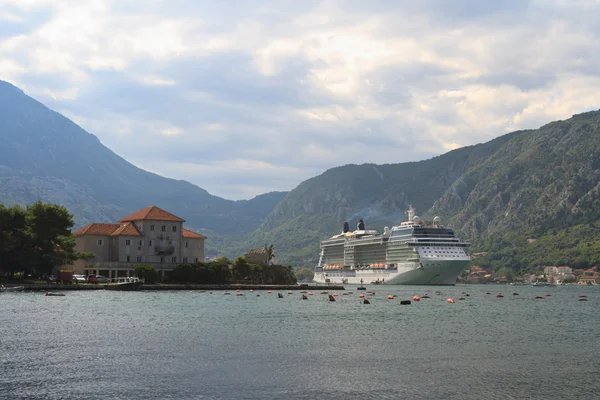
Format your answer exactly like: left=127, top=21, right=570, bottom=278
left=119, top=206, right=185, bottom=223
left=70, top=206, right=206, bottom=279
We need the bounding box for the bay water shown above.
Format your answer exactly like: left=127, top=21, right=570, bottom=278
left=1, top=285, right=599, bottom=399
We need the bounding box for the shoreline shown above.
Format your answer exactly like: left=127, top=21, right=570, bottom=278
left=7, top=283, right=346, bottom=292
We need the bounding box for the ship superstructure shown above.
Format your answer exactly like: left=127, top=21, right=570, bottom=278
left=314, top=207, right=470, bottom=285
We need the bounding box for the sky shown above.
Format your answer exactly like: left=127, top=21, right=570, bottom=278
left=1, top=0, right=600, bottom=200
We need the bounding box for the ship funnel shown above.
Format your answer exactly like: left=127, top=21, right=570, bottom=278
left=343, top=222, right=350, bottom=233
left=357, top=219, right=365, bottom=230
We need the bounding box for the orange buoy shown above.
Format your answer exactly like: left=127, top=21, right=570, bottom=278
left=359, top=293, right=365, bottom=298
left=412, top=296, right=420, bottom=301
left=447, top=298, right=455, bottom=303
left=387, top=295, right=394, bottom=299
left=308, top=292, right=313, bottom=295
left=333, top=293, right=339, bottom=297
left=288, top=291, right=293, bottom=295
left=249, top=289, right=254, bottom=293
left=236, top=289, right=240, bottom=293
left=267, top=290, right=272, bottom=294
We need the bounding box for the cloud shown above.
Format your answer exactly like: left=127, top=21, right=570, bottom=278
left=1, top=0, right=600, bottom=199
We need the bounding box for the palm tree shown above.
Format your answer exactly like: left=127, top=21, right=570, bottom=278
left=264, top=244, right=275, bottom=265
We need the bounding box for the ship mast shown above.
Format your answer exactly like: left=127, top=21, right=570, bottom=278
left=406, top=205, right=416, bottom=222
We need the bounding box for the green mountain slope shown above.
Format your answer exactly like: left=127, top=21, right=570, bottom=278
left=0, top=80, right=286, bottom=233
left=240, top=110, right=600, bottom=269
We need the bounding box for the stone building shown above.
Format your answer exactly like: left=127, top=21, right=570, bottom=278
left=71, top=206, right=206, bottom=280
left=244, top=247, right=269, bottom=266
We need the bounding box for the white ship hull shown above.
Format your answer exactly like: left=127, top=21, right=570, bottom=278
left=314, top=260, right=469, bottom=285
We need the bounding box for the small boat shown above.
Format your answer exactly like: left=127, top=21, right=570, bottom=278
left=45, top=292, right=65, bottom=297
left=106, top=277, right=143, bottom=291
left=0, top=285, right=24, bottom=292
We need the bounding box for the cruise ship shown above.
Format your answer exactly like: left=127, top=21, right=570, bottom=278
left=313, top=207, right=470, bottom=285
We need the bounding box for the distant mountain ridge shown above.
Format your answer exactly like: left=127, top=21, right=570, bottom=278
left=238, top=110, right=600, bottom=268
left=0, top=80, right=286, bottom=234
left=3, top=79, right=600, bottom=272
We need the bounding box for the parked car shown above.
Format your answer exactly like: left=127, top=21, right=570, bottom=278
left=87, top=274, right=110, bottom=283
left=90, top=275, right=110, bottom=284
left=72, top=274, right=87, bottom=283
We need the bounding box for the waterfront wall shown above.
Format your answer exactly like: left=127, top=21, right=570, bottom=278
left=19, top=283, right=345, bottom=292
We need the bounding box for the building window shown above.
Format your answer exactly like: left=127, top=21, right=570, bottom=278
left=161, top=225, right=166, bottom=232
left=172, top=240, right=177, bottom=247
left=171, top=256, right=177, bottom=263
left=97, top=239, right=103, bottom=246
left=136, top=256, right=142, bottom=263
left=185, top=241, right=188, bottom=248
left=150, top=225, right=154, bottom=231
left=160, top=256, right=165, bottom=264
left=149, top=240, right=153, bottom=247
left=194, top=258, right=199, bottom=263
left=125, top=239, right=131, bottom=246
left=183, top=257, right=188, bottom=263
left=126, top=255, right=131, bottom=263
left=172, top=226, right=177, bottom=232
left=138, top=239, right=143, bottom=247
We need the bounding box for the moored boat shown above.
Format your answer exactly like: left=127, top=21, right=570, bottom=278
left=314, top=206, right=471, bottom=285
left=0, top=285, right=25, bottom=292
left=106, top=277, right=144, bottom=291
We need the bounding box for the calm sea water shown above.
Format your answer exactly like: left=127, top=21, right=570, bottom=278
left=1, top=285, right=599, bottom=400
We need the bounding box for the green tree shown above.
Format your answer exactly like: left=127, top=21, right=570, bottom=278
left=295, top=267, right=314, bottom=282
left=0, top=202, right=93, bottom=277
left=25, top=202, right=94, bottom=275
left=134, top=264, right=158, bottom=284
left=232, top=256, right=251, bottom=282
left=0, top=205, right=28, bottom=276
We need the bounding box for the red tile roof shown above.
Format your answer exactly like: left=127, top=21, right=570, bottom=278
left=111, top=222, right=142, bottom=237
left=119, top=206, right=185, bottom=223
left=182, top=228, right=206, bottom=239
left=73, top=223, right=120, bottom=236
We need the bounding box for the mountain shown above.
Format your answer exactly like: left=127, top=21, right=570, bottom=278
left=241, top=110, right=600, bottom=270
left=0, top=80, right=286, bottom=235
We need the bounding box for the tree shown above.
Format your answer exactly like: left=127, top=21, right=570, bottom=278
left=264, top=244, right=275, bottom=265
left=0, top=205, right=28, bottom=276
left=134, top=264, right=158, bottom=284
left=0, top=202, right=93, bottom=277
left=25, top=202, right=94, bottom=275
left=295, top=267, right=315, bottom=282
left=232, top=256, right=251, bottom=281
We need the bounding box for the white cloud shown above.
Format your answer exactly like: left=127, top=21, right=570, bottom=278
left=1, top=0, right=600, bottom=199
